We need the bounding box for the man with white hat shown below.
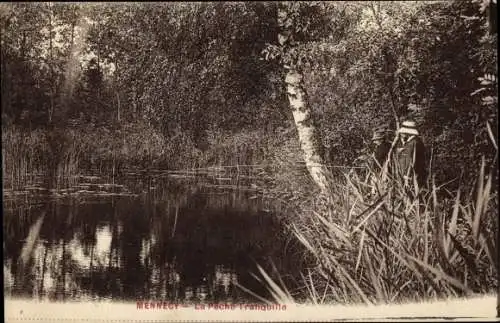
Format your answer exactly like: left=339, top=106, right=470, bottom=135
left=395, top=120, right=427, bottom=189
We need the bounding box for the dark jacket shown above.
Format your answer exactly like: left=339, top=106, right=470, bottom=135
left=373, top=141, right=392, bottom=170
left=395, top=136, right=427, bottom=187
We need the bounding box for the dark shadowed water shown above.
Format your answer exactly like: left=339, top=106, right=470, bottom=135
left=3, top=174, right=306, bottom=303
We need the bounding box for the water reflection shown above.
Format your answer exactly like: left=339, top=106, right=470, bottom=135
left=3, top=177, right=304, bottom=303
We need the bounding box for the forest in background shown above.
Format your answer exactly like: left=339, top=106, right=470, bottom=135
left=2, top=1, right=498, bottom=304
left=1, top=1, right=497, bottom=188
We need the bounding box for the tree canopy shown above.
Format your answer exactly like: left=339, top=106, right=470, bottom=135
left=1, top=1, right=497, bottom=186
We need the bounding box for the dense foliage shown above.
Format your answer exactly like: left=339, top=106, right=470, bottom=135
left=2, top=1, right=496, bottom=188
left=1, top=0, right=497, bottom=304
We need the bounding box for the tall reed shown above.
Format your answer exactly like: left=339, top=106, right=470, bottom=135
left=2, top=126, right=47, bottom=190
left=253, top=151, right=497, bottom=305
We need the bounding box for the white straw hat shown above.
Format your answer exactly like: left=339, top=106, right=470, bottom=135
left=397, top=120, right=420, bottom=136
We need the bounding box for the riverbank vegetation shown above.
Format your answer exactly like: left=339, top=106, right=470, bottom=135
left=260, top=157, right=498, bottom=304
left=1, top=1, right=497, bottom=305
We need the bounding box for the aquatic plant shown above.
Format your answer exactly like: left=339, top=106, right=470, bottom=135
left=254, top=151, right=497, bottom=305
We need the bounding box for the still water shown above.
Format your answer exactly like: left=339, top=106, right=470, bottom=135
left=3, top=174, right=305, bottom=303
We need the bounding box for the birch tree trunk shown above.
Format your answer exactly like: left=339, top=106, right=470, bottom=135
left=278, top=4, right=332, bottom=194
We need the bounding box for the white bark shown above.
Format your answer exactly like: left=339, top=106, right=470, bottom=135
left=284, top=69, right=332, bottom=193
left=277, top=4, right=332, bottom=194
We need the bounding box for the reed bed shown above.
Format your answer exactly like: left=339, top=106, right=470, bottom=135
left=195, top=128, right=278, bottom=170
left=2, top=124, right=282, bottom=191
left=252, top=137, right=498, bottom=306
left=2, top=126, right=49, bottom=190
left=2, top=126, right=86, bottom=190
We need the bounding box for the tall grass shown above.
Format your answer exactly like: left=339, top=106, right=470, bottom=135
left=2, top=122, right=195, bottom=189
left=252, top=147, right=497, bottom=305
left=196, top=128, right=278, bottom=169
left=2, top=123, right=285, bottom=190
left=2, top=126, right=49, bottom=189
left=2, top=126, right=85, bottom=190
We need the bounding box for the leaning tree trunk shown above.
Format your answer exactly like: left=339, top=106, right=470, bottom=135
left=284, top=70, right=332, bottom=193
left=278, top=4, right=332, bottom=194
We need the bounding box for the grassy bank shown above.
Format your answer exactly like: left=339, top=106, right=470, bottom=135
left=258, top=137, right=498, bottom=305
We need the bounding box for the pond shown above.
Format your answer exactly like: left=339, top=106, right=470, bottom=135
left=3, top=173, right=306, bottom=304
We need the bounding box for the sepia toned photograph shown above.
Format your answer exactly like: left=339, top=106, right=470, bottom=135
left=2, top=1, right=498, bottom=322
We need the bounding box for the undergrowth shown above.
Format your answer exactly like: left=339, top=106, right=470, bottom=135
left=252, top=137, right=498, bottom=305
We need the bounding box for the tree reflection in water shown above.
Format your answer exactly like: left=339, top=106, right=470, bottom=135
left=3, top=179, right=305, bottom=303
